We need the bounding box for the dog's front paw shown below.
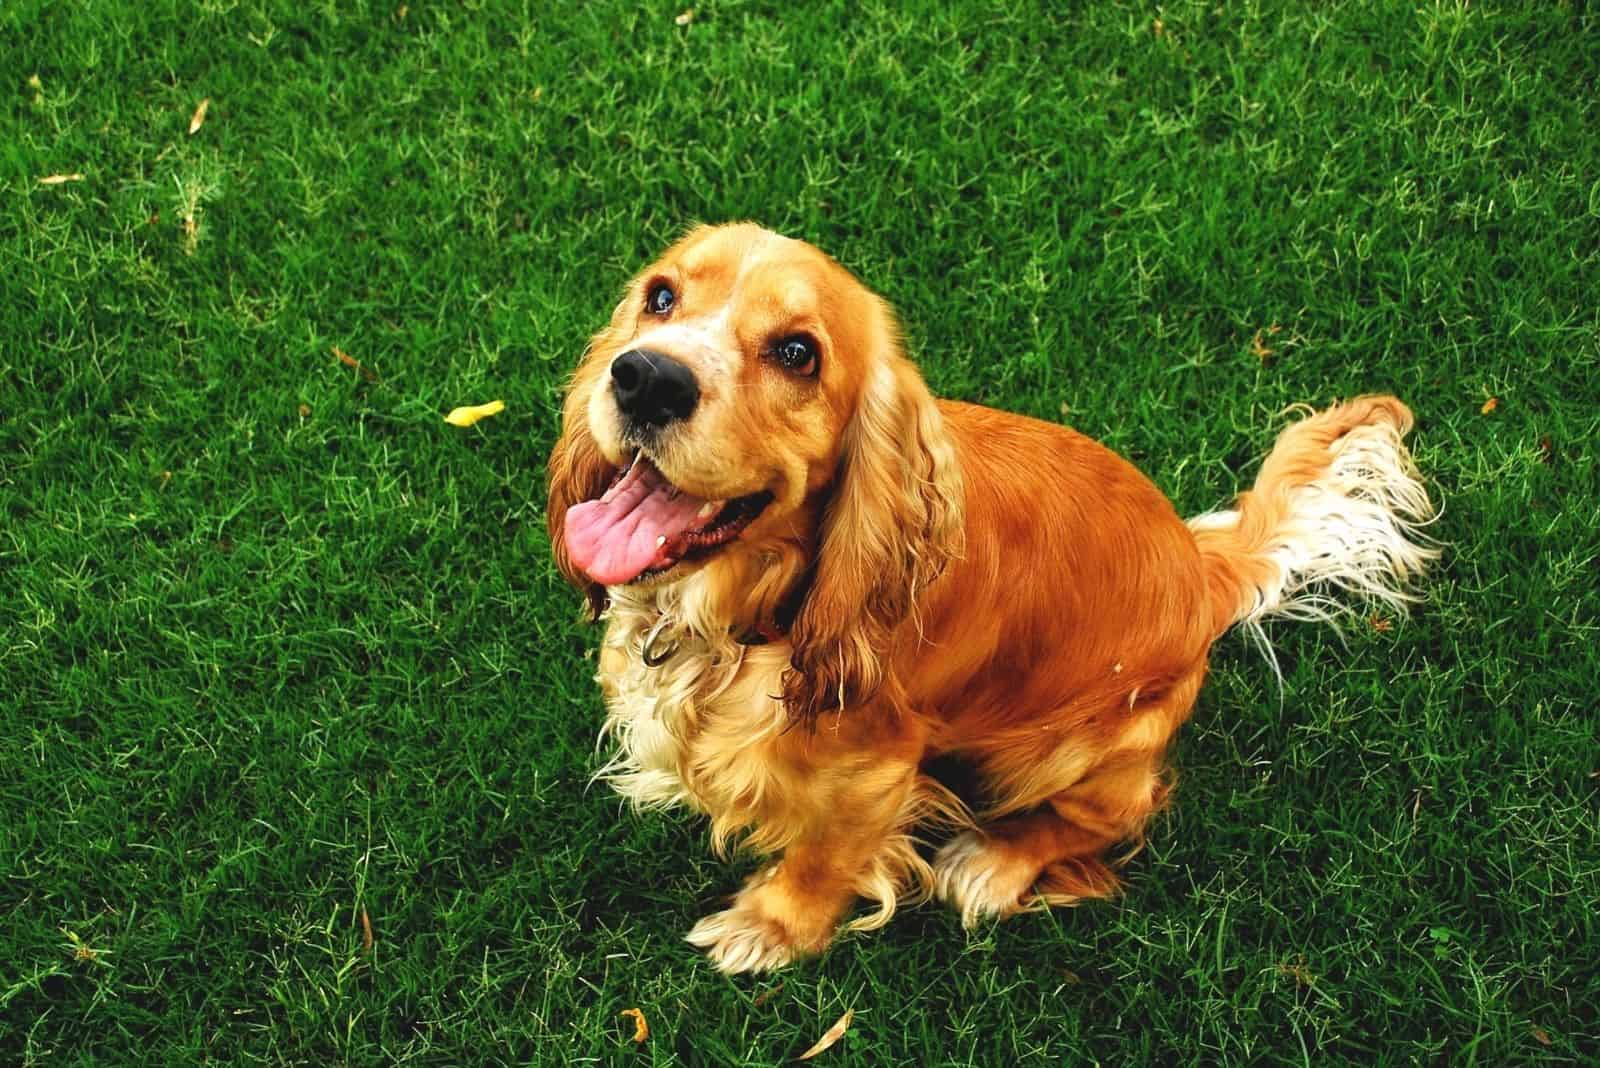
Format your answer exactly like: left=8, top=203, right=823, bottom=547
left=932, top=830, right=1040, bottom=929
left=686, top=873, right=839, bottom=973
left=686, top=902, right=797, bottom=974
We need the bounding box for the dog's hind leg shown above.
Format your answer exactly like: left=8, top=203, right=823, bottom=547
left=932, top=667, right=1202, bottom=927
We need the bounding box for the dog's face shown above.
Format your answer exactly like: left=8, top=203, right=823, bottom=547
left=549, top=223, right=963, bottom=718
left=551, top=224, right=891, bottom=594
left=585, top=224, right=875, bottom=513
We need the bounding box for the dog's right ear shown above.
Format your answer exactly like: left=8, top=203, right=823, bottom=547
left=547, top=280, right=648, bottom=615
left=546, top=390, right=612, bottom=618
left=547, top=310, right=630, bottom=618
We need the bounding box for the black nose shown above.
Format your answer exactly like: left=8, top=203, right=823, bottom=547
left=610, top=349, right=699, bottom=427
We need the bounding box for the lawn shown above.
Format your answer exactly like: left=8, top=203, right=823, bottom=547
left=3, top=0, right=1598, bottom=1063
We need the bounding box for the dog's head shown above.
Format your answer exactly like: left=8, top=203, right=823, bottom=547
left=549, top=223, right=963, bottom=718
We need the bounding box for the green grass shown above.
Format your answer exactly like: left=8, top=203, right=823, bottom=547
left=3, top=0, right=1597, bottom=1063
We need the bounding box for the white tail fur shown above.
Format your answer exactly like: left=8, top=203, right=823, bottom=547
left=1188, top=396, right=1441, bottom=674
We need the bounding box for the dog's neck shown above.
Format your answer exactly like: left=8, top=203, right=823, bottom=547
left=605, top=565, right=799, bottom=658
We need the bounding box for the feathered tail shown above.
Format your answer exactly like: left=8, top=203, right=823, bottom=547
left=1188, top=395, right=1440, bottom=666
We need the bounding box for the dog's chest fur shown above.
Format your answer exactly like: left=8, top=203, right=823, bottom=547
left=594, top=589, right=793, bottom=829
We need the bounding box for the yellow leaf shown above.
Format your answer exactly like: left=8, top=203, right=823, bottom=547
left=189, top=97, right=211, bottom=135
left=1480, top=396, right=1498, bottom=415
left=798, top=1009, right=852, bottom=1060
left=618, top=1007, right=648, bottom=1043
left=675, top=9, right=694, bottom=25
left=38, top=173, right=84, bottom=185
left=1249, top=329, right=1275, bottom=361
left=444, top=400, right=506, bottom=427
left=332, top=346, right=378, bottom=382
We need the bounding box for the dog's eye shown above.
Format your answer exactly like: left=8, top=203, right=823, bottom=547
left=645, top=283, right=676, bottom=316
left=772, top=336, right=819, bottom=377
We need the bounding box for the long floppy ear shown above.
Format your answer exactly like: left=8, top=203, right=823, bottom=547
left=546, top=385, right=613, bottom=617
left=547, top=283, right=645, bottom=615
left=783, top=321, right=964, bottom=721
left=546, top=357, right=617, bottom=619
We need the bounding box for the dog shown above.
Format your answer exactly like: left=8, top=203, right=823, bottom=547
left=547, top=222, right=1437, bottom=973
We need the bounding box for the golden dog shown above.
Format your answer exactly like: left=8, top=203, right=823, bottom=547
left=547, top=223, right=1436, bottom=972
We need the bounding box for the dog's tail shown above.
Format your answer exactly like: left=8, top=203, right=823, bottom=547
left=1188, top=395, right=1440, bottom=668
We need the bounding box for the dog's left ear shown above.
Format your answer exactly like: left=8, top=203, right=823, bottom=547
left=783, top=306, right=964, bottom=721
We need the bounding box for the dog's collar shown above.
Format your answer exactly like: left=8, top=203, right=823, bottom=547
left=640, top=619, right=786, bottom=666
left=631, top=575, right=804, bottom=665
left=735, top=621, right=786, bottom=647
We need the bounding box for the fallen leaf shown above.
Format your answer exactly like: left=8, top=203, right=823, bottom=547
left=1276, top=957, right=1314, bottom=987
left=298, top=403, right=311, bottom=418
left=189, top=97, right=211, bottom=135
left=444, top=399, right=506, bottom=427
left=360, top=907, right=374, bottom=953
left=798, top=1009, right=852, bottom=1060
left=61, top=928, right=107, bottom=965
left=1152, top=17, right=1164, bottom=36
left=396, top=4, right=408, bottom=19
left=1538, top=435, right=1554, bottom=464
left=618, top=1007, right=649, bottom=1043
left=1531, top=1025, right=1552, bottom=1046
left=751, top=982, right=785, bottom=1008
left=38, top=173, right=85, bottom=185
left=675, top=9, right=694, bottom=25
left=1250, top=329, right=1275, bottom=361
left=332, top=345, right=378, bottom=382
left=1480, top=396, right=1498, bottom=415
left=146, top=209, right=160, bottom=225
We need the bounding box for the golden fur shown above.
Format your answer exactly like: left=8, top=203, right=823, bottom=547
left=547, top=223, right=1438, bottom=972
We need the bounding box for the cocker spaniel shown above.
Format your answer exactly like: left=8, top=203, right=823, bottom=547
left=547, top=223, right=1436, bottom=973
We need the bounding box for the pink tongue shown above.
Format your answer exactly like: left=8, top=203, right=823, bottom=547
left=564, top=458, right=716, bottom=585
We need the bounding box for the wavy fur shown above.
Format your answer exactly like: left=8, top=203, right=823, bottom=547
left=550, top=225, right=1439, bottom=973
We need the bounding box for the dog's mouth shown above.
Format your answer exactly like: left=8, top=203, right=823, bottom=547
left=563, top=453, right=772, bottom=586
